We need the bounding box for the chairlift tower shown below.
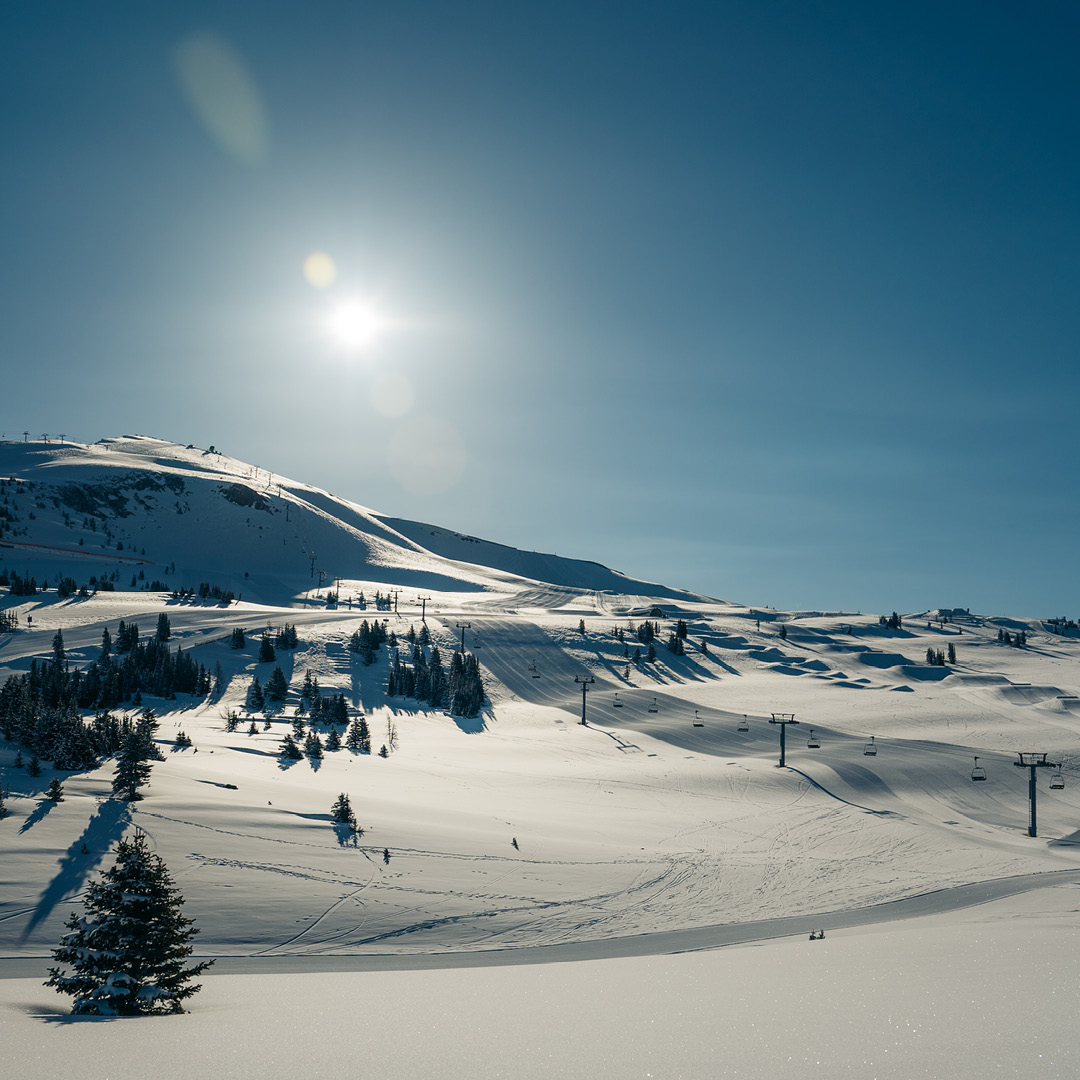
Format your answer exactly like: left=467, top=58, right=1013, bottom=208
left=389, top=588, right=402, bottom=614
left=1014, top=752, right=1062, bottom=837
left=769, top=713, right=799, bottom=767
left=418, top=595, right=432, bottom=622
left=575, top=676, right=594, bottom=725
left=456, top=622, right=471, bottom=654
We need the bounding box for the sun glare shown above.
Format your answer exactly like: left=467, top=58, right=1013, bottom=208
left=325, top=299, right=387, bottom=352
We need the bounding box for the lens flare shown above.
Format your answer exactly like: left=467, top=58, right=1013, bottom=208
left=303, top=252, right=337, bottom=288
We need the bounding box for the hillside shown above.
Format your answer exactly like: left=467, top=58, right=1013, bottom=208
left=0, top=436, right=710, bottom=608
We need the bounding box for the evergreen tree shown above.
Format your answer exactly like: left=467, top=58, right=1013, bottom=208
left=346, top=715, right=371, bottom=753
left=112, top=733, right=153, bottom=801
left=258, top=633, right=275, bottom=663
left=27, top=754, right=42, bottom=777
left=52, top=629, right=66, bottom=667
left=247, top=676, right=265, bottom=712
left=0, top=783, right=8, bottom=820
left=46, top=776, right=64, bottom=802
left=156, top=613, right=171, bottom=642
left=230, top=627, right=246, bottom=650
left=304, top=730, right=324, bottom=759
left=45, top=831, right=213, bottom=1014
left=330, top=793, right=357, bottom=829
left=278, top=733, right=302, bottom=759
left=265, top=665, right=289, bottom=703
left=325, top=727, right=341, bottom=752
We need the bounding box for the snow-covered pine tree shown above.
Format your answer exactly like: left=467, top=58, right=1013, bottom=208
left=46, top=777, right=64, bottom=802
left=45, top=831, right=213, bottom=1015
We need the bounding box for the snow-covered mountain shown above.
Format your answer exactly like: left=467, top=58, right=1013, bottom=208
left=0, top=435, right=711, bottom=607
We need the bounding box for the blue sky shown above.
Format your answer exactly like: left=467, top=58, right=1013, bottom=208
left=3, top=2, right=1078, bottom=616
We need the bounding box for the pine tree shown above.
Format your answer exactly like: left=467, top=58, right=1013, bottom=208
left=112, top=733, right=153, bottom=801
left=27, top=754, right=42, bottom=777
left=45, top=831, right=213, bottom=1014
left=46, top=777, right=64, bottom=802
left=156, top=612, right=171, bottom=641
left=330, top=793, right=357, bottom=829
left=325, top=727, right=341, bottom=752
left=265, top=665, right=289, bottom=703
left=278, top=733, right=302, bottom=759
left=258, top=633, right=275, bottom=663
left=247, top=676, right=265, bottom=711
left=304, top=731, right=324, bottom=759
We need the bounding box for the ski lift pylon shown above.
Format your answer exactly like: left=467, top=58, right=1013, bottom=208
left=970, top=756, right=986, bottom=782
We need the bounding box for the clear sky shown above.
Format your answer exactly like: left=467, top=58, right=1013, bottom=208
left=2, top=2, right=1078, bottom=617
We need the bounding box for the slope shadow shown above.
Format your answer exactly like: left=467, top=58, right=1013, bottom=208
left=21, top=798, right=132, bottom=943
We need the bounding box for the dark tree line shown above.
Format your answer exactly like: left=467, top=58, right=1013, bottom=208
left=0, top=625, right=212, bottom=769
left=388, top=643, right=485, bottom=717
left=348, top=619, right=388, bottom=665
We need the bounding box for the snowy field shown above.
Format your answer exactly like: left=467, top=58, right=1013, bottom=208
left=3, top=885, right=1079, bottom=1080
left=3, top=438, right=1080, bottom=1075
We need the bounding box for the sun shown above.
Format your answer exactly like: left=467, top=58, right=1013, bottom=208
left=324, top=298, right=387, bottom=352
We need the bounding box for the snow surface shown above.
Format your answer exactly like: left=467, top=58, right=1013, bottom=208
left=3, top=436, right=1080, bottom=1075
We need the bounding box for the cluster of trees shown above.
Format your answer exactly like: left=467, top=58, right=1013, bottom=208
left=0, top=609, right=17, bottom=633
left=879, top=612, right=904, bottom=629
left=171, top=582, right=235, bottom=603
left=0, top=625, right=213, bottom=765
left=925, top=645, right=956, bottom=666
left=997, top=628, right=1027, bottom=646
left=0, top=696, right=131, bottom=771
left=348, top=619, right=389, bottom=664
left=1046, top=617, right=1076, bottom=634
left=386, top=642, right=485, bottom=717
left=388, top=643, right=449, bottom=708
left=3, top=571, right=39, bottom=596
left=356, top=590, right=396, bottom=611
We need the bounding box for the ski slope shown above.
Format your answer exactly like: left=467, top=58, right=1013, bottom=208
left=2, top=436, right=1080, bottom=1076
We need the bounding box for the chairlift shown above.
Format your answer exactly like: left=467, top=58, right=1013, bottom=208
left=1050, top=766, right=1065, bottom=790
left=970, top=756, right=986, bottom=782
left=693, top=710, right=704, bottom=727
left=647, top=697, right=658, bottom=714
left=737, top=715, right=749, bottom=732
left=529, top=661, right=541, bottom=679
left=613, top=693, right=624, bottom=708
left=863, top=736, right=877, bottom=756
left=472, top=636, right=482, bottom=649
left=807, top=728, right=820, bottom=749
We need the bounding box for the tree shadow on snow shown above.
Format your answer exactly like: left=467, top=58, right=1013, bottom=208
left=18, top=796, right=60, bottom=834
left=20, top=798, right=131, bottom=944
